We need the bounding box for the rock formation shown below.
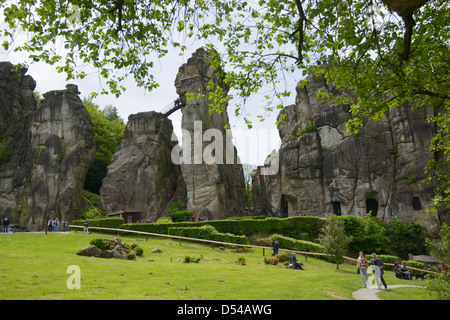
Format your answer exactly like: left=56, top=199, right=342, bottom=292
left=100, top=111, right=183, bottom=222
left=174, top=48, right=246, bottom=220
left=0, top=62, right=95, bottom=230
left=253, top=70, right=442, bottom=236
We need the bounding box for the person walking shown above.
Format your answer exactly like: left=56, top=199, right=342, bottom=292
left=273, top=241, right=279, bottom=256
left=370, top=253, right=387, bottom=290
left=54, top=218, right=59, bottom=232
left=2, top=217, right=9, bottom=233
left=83, top=218, right=89, bottom=234
left=48, top=219, right=53, bottom=232
left=62, top=219, right=68, bottom=232
left=356, top=251, right=369, bottom=288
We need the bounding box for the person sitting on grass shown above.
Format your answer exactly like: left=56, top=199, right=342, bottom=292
left=113, top=238, right=123, bottom=250
left=289, top=253, right=305, bottom=270
left=400, top=262, right=413, bottom=280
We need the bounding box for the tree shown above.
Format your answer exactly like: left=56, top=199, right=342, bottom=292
left=387, top=219, right=427, bottom=259
left=426, top=223, right=450, bottom=300
left=2, top=0, right=448, bottom=211
left=83, top=99, right=125, bottom=194
left=242, top=163, right=256, bottom=206
left=319, top=213, right=353, bottom=269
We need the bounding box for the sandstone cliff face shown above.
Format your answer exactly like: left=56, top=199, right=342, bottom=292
left=0, top=62, right=95, bottom=230
left=175, top=48, right=246, bottom=220
left=254, top=71, right=441, bottom=235
left=100, top=111, right=182, bottom=222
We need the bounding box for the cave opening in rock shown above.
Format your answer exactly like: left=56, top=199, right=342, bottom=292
left=412, top=196, right=422, bottom=210
left=366, top=198, right=378, bottom=216
left=332, top=202, right=341, bottom=216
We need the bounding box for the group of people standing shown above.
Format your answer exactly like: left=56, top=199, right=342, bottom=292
left=356, top=252, right=388, bottom=290
left=47, top=218, right=68, bottom=232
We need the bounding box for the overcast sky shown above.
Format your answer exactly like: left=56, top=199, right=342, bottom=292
left=2, top=41, right=289, bottom=166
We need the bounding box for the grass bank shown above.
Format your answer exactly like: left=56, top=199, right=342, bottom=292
left=0, top=232, right=430, bottom=300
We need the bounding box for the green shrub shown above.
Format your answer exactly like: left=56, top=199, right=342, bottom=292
left=236, top=256, right=246, bottom=265
left=270, top=234, right=324, bottom=254
left=120, top=216, right=325, bottom=241
left=402, top=260, right=426, bottom=273
left=80, top=207, right=103, bottom=220
left=171, top=210, right=193, bottom=222
left=339, top=215, right=390, bottom=254
left=182, top=255, right=200, bottom=263
left=72, top=218, right=124, bottom=234
left=167, top=202, right=193, bottom=222
left=127, top=251, right=136, bottom=260
left=276, top=252, right=290, bottom=263
left=90, top=238, right=106, bottom=249
left=168, top=225, right=247, bottom=245
left=263, top=257, right=279, bottom=265
left=387, top=219, right=427, bottom=259
left=134, top=246, right=144, bottom=256
left=167, top=201, right=183, bottom=215
left=191, top=256, right=200, bottom=263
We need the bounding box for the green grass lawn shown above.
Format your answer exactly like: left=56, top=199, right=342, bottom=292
left=0, top=232, right=431, bottom=300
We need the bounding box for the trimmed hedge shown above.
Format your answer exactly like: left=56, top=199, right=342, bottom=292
left=120, top=216, right=325, bottom=240
left=270, top=234, right=324, bottom=254
left=168, top=225, right=248, bottom=245
left=72, top=217, right=124, bottom=234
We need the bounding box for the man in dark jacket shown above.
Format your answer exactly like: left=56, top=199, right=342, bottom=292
left=370, top=253, right=387, bottom=289
left=2, top=217, right=9, bottom=233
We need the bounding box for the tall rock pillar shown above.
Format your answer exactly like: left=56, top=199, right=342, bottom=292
left=174, top=48, right=246, bottom=220
left=100, top=111, right=181, bottom=222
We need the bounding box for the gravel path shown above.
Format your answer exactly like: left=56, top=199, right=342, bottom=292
left=352, top=284, right=424, bottom=300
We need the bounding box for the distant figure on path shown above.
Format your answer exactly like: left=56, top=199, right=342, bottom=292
left=2, top=217, right=9, bottom=233
left=83, top=218, right=89, bottom=234
left=62, top=219, right=68, bottom=232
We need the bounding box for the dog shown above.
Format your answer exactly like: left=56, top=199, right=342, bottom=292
left=415, top=272, right=427, bottom=280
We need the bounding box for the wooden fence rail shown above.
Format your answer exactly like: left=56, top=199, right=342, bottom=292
left=68, top=224, right=437, bottom=274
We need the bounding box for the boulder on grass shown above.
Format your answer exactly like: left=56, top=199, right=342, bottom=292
left=76, top=245, right=102, bottom=257
left=112, top=248, right=128, bottom=259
